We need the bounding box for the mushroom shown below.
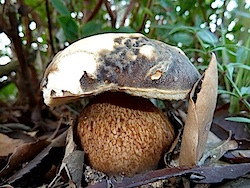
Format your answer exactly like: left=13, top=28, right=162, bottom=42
left=41, top=33, right=200, bottom=177
left=77, top=91, right=174, bottom=176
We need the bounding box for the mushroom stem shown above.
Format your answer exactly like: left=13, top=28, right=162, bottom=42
left=77, top=92, right=175, bottom=176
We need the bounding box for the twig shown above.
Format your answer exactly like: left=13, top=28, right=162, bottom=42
left=7, top=5, right=37, bottom=107
left=45, top=0, right=55, bottom=55
left=198, top=0, right=209, bottom=24
left=104, top=0, right=117, bottom=28
left=137, top=0, right=153, bottom=32
left=120, top=0, right=136, bottom=27
left=18, top=0, right=32, bottom=46
left=84, top=0, right=103, bottom=23
left=0, top=3, right=7, bottom=32
left=129, top=2, right=140, bottom=27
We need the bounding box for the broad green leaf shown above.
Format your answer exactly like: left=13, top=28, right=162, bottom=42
left=185, top=48, right=208, bottom=54
left=236, top=47, right=248, bottom=64
left=227, top=63, right=250, bottom=71
left=197, top=29, right=218, bottom=46
left=218, top=89, right=238, bottom=98
left=81, top=21, right=102, bottom=38
left=143, top=7, right=154, bottom=17
left=240, top=87, right=250, bottom=97
left=205, top=0, right=213, bottom=4
left=51, top=0, right=70, bottom=15
left=156, top=0, right=175, bottom=10
left=225, top=117, right=250, bottom=124
left=171, top=33, right=193, bottom=46
left=57, top=16, right=78, bottom=41
left=0, top=83, right=18, bottom=103
left=233, top=10, right=250, bottom=19
left=214, top=44, right=250, bottom=53
left=169, top=26, right=197, bottom=34
left=25, top=0, right=47, bottom=21
left=151, top=24, right=175, bottom=30
left=226, top=65, right=234, bottom=80
left=178, top=0, right=197, bottom=14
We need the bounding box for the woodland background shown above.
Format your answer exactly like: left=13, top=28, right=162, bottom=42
left=0, top=0, right=249, bottom=187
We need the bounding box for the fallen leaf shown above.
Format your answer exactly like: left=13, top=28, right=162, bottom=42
left=62, top=126, right=84, bottom=187
left=0, top=133, right=25, bottom=156
left=0, top=139, right=50, bottom=178
left=49, top=127, right=84, bottom=188
left=179, top=53, right=218, bottom=166
left=0, top=123, right=31, bottom=133
left=210, top=105, right=250, bottom=164
left=6, top=130, right=67, bottom=186
left=212, top=105, right=250, bottom=140
left=198, top=131, right=238, bottom=166
left=86, top=163, right=250, bottom=187
left=62, top=150, right=84, bottom=187
left=179, top=96, right=198, bottom=166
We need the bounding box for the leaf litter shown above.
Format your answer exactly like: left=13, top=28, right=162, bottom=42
left=1, top=53, right=250, bottom=187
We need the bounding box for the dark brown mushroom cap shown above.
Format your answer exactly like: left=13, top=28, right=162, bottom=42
left=41, top=33, right=200, bottom=106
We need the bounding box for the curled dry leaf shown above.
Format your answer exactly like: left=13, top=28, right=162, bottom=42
left=179, top=53, right=218, bottom=167
left=6, top=130, right=67, bottom=185
left=198, top=131, right=238, bottom=166
left=87, top=163, right=250, bottom=187
left=0, top=139, right=50, bottom=178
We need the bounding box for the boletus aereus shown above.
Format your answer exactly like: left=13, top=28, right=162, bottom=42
left=41, top=33, right=200, bottom=177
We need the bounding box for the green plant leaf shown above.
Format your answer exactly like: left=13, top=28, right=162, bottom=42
left=236, top=47, right=248, bottom=64
left=240, top=87, right=250, bottom=97
left=144, top=8, right=154, bottom=17
left=218, top=89, right=238, bottom=98
left=226, top=65, right=234, bottom=80
left=225, top=117, right=250, bottom=123
left=81, top=21, right=102, bottom=38
left=197, top=29, right=218, bottom=46
left=51, top=0, right=70, bottom=15
left=227, top=63, right=250, bottom=71
left=233, top=10, right=250, bottom=19
left=171, top=33, right=193, bottom=45
left=0, top=82, right=18, bottom=103
left=57, top=16, right=78, bottom=41
left=168, top=25, right=197, bottom=34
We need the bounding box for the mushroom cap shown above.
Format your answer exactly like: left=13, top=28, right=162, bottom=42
left=41, top=33, right=200, bottom=106
left=77, top=92, right=175, bottom=176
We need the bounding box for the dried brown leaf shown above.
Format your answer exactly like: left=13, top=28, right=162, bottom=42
left=179, top=99, right=199, bottom=166
left=86, top=163, right=250, bottom=187
left=6, top=130, right=67, bottom=185
left=198, top=132, right=238, bottom=165
left=212, top=106, right=250, bottom=140
left=0, top=133, right=25, bottom=156
left=50, top=127, right=84, bottom=187
left=196, top=54, right=218, bottom=160
left=0, top=139, right=50, bottom=177
left=180, top=53, right=218, bottom=166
